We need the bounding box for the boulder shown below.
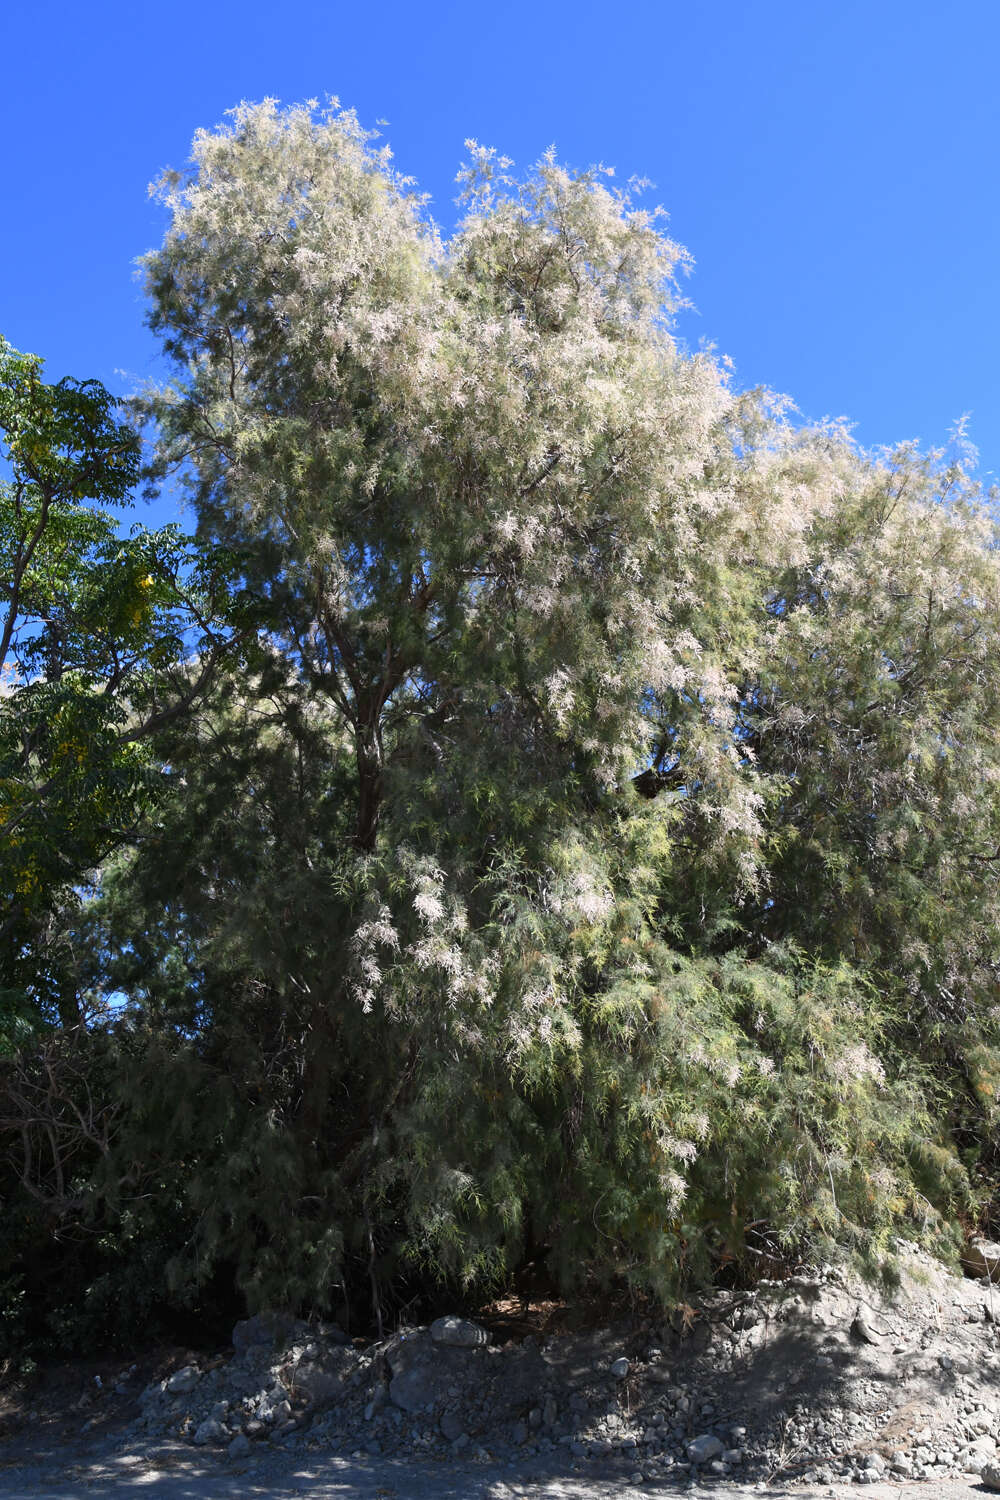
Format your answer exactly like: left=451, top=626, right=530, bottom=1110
left=962, top=1240, right=1000, bottom=1284
left=389, top=1361, right=436, bottom=1415
left=166, top=1365, right=200, bottom=1395
left=291, top=1351, right=352, bottom=1408
left=193, top=1417, right=227, bottom=1446
left=687, top=1433, right=724, bottom=1464
left=429, top=1316, right=490, bottom=1348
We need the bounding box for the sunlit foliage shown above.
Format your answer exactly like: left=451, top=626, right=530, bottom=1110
left=5, top=102, right=1000, bottom=1349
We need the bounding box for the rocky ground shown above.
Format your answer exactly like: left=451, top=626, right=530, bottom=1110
left=5, top=1242, right=1000, bottom=1494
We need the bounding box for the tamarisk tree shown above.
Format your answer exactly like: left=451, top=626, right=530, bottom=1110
left=76, top=98, right=1000, bottom=1318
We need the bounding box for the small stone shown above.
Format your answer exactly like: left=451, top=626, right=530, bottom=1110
left=687, top=1433, right=724, bottom=1464
left=983, top=1462, right=1000, bottom=1492
left=528, top=1406, right=542, bottom=1429
left=861, top=1452, right=885, bottom=1475
left=543, top=1395, right=558, bottom=1427
left=611, top=1357, right=630, bottom=1380
left=227, top=1432, right=251, bottom=1459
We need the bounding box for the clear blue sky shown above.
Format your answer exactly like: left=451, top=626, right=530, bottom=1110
left=4, top=0, right=999, bottom=524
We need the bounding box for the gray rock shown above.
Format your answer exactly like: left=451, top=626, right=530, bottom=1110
left=610, top=1357, right=630, bottom=1379
left=440, top=1410, right=465, bottom=1442
left=193, top=1417, right=227, bottom=1446
left=963, top=1451, right=995, bottom=1476
left=850, top=1309, right=884, bottom=1345
left=227, top=1432, right=251, bottom=1459
left=261, top=1398, right=291, bottom=1426
left=390, top=1376, right=427, bottom=1417
left=292, top=1355, right=351, bottom=1407
left=364, top=1389, right=386, bottom=1421
left=983, top=1463, right=1000, bottom=1492
left=687, top=1433, right=724, bottom=1463
left=962, top=1240, right=1000, bottom=1281
left=543, top=1394, right=558, bottom=1427
left=232, top=1311, right=309, bottom=1354
left=861, top=1452, right=885, bottom=1474
left=315, top=1320, right=349, bottom=1345
left=429, top=1316, right=489, bottom=1348
left=166, top=1365, right=200, bottom=1395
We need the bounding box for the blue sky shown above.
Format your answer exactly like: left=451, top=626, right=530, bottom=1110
left=3, top=0, right=999, bottom=523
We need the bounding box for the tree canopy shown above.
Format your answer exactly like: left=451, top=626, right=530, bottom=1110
left=4, top=100, right=1000, bottom=1353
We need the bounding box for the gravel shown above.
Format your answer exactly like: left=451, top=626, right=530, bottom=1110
left=7, top=1240, right=1000, bottom=1494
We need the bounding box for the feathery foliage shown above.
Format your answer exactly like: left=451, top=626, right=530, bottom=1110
left=4, top=101, right=1000, bottom=1349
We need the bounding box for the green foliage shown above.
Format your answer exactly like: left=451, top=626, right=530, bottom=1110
left=5, top=105, right=1000, bottom=1353
left=0, top=337, right=244, bottom=1036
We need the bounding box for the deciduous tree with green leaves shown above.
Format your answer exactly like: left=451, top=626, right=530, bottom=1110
left=0, top=337, right=238, bottom=1037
